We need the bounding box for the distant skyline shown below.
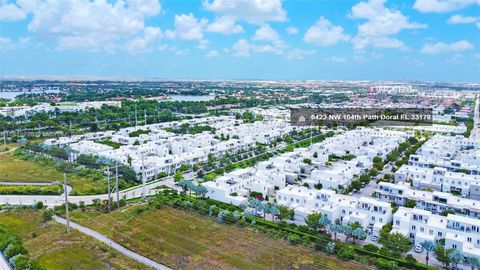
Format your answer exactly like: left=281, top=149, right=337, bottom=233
left=0, top=0, right=479, bottom=82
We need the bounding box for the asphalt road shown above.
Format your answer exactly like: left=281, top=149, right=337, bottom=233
left=0, top=177, right=178, bottom=207
left=53, top=216, right=172, bottom=270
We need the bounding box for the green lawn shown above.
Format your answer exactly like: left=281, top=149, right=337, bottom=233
left=0, top=152, right=107, bottom=195
left=71, top=206, right=371, bottom=270
left=0, top=210, right=150, bottom=270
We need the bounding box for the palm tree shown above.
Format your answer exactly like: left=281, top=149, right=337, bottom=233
left=269, top=204, right=280, bottom=222
left=328, top=223, right=342, bottom=240
left=467, top=257, right=480, bottom=270
left=178, top=179, right=191, bottom=194
left=448, top=250, right=464, bottom=269
left=352, top=228, right=366, bottom=244
left=420, top=240, right=435, bottom=266
left=319, top=215, right=331, bottom=232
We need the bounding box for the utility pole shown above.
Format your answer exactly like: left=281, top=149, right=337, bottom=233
left=107, top=166, right=111, bottom=212
left=141, top=153, right=146, bottom=200
left=63, top=173, right=70, bottom=235
left=115, top=162, right=120, bottom=210
left=3, top=130, right=6, bottom=149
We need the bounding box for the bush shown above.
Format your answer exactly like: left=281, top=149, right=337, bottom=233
left=363, top=244, right=379, bottom=252
left=35, top=201, right=44, bottom=209
left=337, top=246, right=356, bottom=261
left=376, top=258, right=397, bottom=270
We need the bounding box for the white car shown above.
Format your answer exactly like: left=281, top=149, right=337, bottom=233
left=371, top=235, right=379, bottom=242
left=414, top=244, right=423, bottom=253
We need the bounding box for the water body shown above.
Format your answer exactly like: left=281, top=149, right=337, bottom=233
left=0, top=90, right=60, bottom=100
left=169, top=95, right=215, bottom=102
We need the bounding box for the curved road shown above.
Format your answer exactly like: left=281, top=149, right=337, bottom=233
left=53, top=216, right=172, bottom=270
left=0, top=177, right=178, bottom=207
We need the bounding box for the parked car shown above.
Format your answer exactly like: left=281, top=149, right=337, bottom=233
left=414, top=244, right=423, bottom=253
left=371, top=235, right=379, bottom=242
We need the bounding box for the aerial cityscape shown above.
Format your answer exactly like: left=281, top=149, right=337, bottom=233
left=1, top=0, right=480, bottom=270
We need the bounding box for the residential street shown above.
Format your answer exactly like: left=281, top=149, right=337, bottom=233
left=53, top=216, right=172, bottom=270
left=0, top=177, right=177, bottom=207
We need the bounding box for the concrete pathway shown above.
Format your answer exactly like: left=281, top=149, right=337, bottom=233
left=53, top=216, right=172, bottom=270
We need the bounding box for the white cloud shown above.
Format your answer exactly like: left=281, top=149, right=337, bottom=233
left=207, top=15, right=243, bottom=35
left=325, top=56, right=347, bottom=62
left=252, top=24, right=280, bottom=42
left=285, top=49, right=315, bottom=60
left=421, top=40, right=474, bottom=54
left=286, top=26, right=298, bottom=35
left=0, top=37, right=15, bottom=51
left=166, top=13, right=208, bottom=41
left=447, top=14, right=480, bottom=28
left=303, top=17, right=349, bottom=46
left=206, top=50, right=219, bottom=57
left=203, top=0, right=287, bottom=24
left=0, top=2, right=25, bottom=21
left=15, top=0, right=162, bottom=51
left=413, top=0, right=478, bottom=13
left=448, top=14, right=478, bottom=23
left=232, top=39, right=251, bottom=57
left=196, top=39, right=209, bottom=49
left=446, top=53, right=464, bottom=63
left=232, top=38, right=283, bottom=57
left=404, top=56, right=426, bottom=66
left=124, top=27, right=162, bottom=54
left=350, top=0, right=427, bottom=50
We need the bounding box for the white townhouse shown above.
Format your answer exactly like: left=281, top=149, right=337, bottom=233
left=392, top=207, right=480, bottom=260
left=203, top=168, right=256, bottom=206
left=409, top=154, right=480, bottom=176
left=376, top=182, right=480, bottom=218
left=276, top=185, right=392, bottom=236
left=395, top=165, right=480, bottom=198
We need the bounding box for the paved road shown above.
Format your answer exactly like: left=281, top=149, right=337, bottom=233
left=0, top=177, right=177, bottom=207
left=53, top=216, right=172, bottom=270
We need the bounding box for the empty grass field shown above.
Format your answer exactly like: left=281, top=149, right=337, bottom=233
left=0, top=152, right=107, bottom=195
left=0, top=210, right=150, bottom=270
left=71, top=206, right=371, bottom=270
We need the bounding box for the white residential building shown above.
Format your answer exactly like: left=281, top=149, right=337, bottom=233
left=376, top=182, right=480, bottom=218
left=394, top=165, right=480, bottom=198
left=276, top=185, right=392, bottom=236
left=392, top=207, right=480, bottom=260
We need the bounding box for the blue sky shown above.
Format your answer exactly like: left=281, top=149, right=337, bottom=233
left=0, top=0, right=479, bottom=82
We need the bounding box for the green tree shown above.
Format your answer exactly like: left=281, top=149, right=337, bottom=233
left=278, top=205, right=294, bottom=220
left=435, top=245, right=455, bottom=269
left=173, top=171, right=184, bottom=182
left=304, top=212, right=321, bottom=233
left=405, top=199, right=417, bottom=208
left=380, top=232, right=411, bottom=254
